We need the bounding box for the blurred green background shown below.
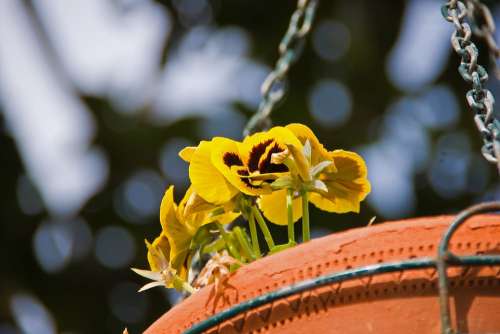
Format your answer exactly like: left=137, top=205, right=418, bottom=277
left=0, top=0, right=499, bottom=333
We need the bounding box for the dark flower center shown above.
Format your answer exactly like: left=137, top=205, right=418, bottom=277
left=223, top=152, right=243, bottom=167
left=247, top=139, right=273, bottom=172
left=258, top=143, right=288, bottom=174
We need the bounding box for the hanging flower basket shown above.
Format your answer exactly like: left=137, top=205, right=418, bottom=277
left=130, top=0, right=500, bottom=333
left=144, top=212, right=500, bottom=334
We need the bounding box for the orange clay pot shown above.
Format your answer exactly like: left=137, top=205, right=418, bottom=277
left=145, top=215, right=500, bottom=334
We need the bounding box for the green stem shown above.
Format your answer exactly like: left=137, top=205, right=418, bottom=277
left=286, top=189, right=295, bottom=244
left=268, top=243, right=294, bottom=255
left=216, top=223, right=241, bottom=261
left=201, top=237, right=225, bottom=254
left=233, top=227, right=256, bottom=261
left=252, top=206, right=276, bottom=250
left=301, top=190, right=310, bottom=242
left=248, top=212, right=261, bottom=258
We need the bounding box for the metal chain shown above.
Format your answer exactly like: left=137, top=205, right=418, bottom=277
left=243, top=0, right=318, bottom=136
left=442, top=0, right=500, bottom=175
left=465, top=0, right=500, bottom=79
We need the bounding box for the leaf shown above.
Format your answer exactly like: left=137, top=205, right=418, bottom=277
left=201, top=237, right=226, bottom=254
left=190, top=224, right=214, bottom=250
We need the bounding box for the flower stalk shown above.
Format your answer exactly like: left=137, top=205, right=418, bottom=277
left=216, top=223, right=241, bottom=261
left=233, top=226, right=256, bottom=261
left=286, top=188, right=295, bottom=244
left=248, top=213, right=261, bottom=258
left=252, top=206, right=276, bottom=250
left=301, top=190, right=310, bottom=242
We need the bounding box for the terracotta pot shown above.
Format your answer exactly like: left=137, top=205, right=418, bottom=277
left=145, top=215, right=500, bottom=334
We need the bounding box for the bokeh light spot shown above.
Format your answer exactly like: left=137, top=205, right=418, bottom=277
left=33, top=222, right=72, bottom=273
left=10, top=294, right=56, bottom=334
left=198, top=108, right=246, bottom=139
left=312, top=20, right=350, bottom=62
left=416, top=85, right=459, bottom=129
left=309, top=80, right=352, bottom=127
left=95, top=226, right=135, bottom=269
left=114, top=169, right=165, bottom=224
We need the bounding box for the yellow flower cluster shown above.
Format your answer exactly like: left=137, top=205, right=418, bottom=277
left=133, top=123, right=370, bottom=293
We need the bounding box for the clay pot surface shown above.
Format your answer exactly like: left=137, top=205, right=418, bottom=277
left=145, top=215, right=500, bottom=334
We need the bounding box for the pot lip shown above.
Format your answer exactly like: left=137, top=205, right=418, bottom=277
left=146, top=213, right=500, bottom=334
left=172, top=213, right=500, bottom=301
left=253, top=213, right=499, bottom=261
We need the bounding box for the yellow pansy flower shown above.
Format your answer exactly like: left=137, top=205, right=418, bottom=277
left=258, top=123, right=370, bottom=236
left=181, top=127, right=305, bottom=253
left=182, top=127, right=303, bottom=204
left=308, top=149, right=370, bottom=213
left=181, top=140, right=239, bottom=205
left=286, top=123, right=370, bottom=213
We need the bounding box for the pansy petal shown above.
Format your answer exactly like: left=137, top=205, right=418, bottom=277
left=309, top=191, right=360, bottom=213
left=160, top=186, right=178, bottom=232
left=178, top=186, right=216, bottom=218
left=257, top=140, right=289, bottom=175
left=239, top=132, right=273, bottom=168
left=208, top=211, right=241, bottom=226
left=257, top=189, right=302, bottom=226
left=177, top=252, right=192, bottom=282
left=179, top=146, right=197, bottom=162
left=159, top=187, right=193, bottom=275
left=240, top=126, right=302, bottom=172
left=286, top=123, right=335, bottom=170
left=310, top=150, right=370, bottom=213
left=267, top=126, right=303, bottom=146
left=329, top=150, right=369, bottom=182
left=189, top=140, right=238, bottom=204
left=210, top=137, right=269, bottom=196
left=146, top=233, right=170, bottom=272
left=166, top=220, right=192, bottom=278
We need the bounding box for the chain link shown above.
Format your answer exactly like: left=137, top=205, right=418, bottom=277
left=465, top=0, right=500, bottom=79
left=442, top=0, right=500, bottom=175
left=243, top=0, right=318, bottom=136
